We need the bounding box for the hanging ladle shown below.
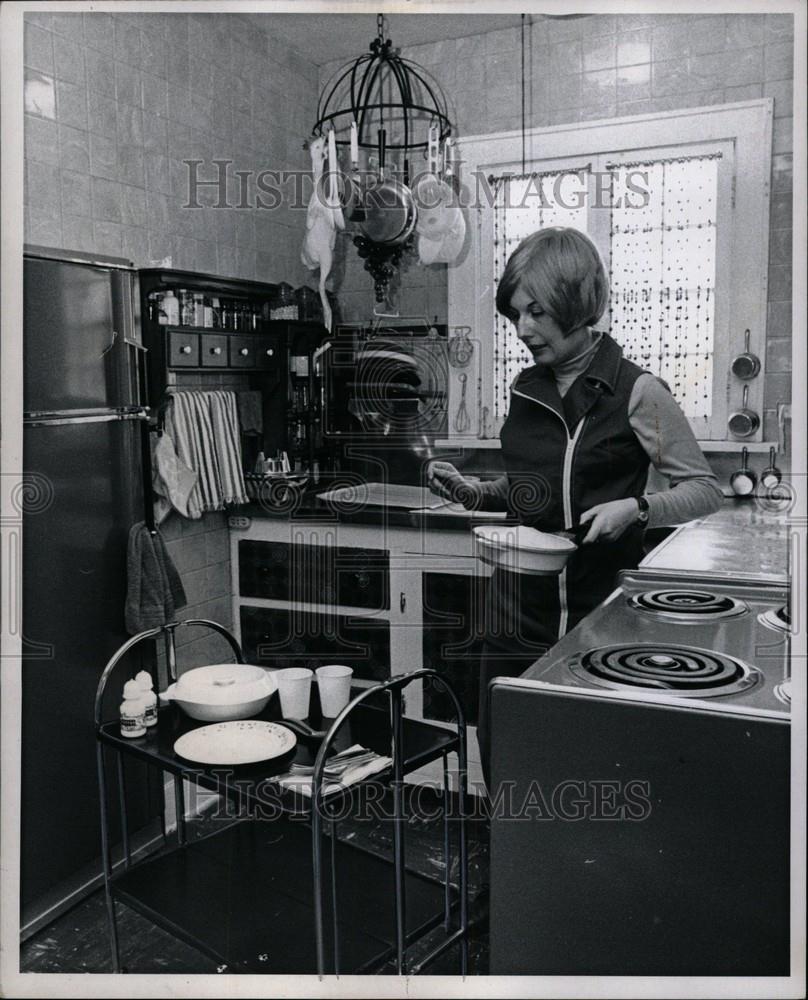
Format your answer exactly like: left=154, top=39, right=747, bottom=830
left=760, top=446, right=782, bottom=490
left=729, top=447, right=757, bottom=497
left=730, top=329, right=761, bottom=380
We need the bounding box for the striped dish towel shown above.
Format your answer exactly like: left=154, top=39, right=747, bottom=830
left=208, top=390, right=248, bottom=506
left=165, top=390, right=247, bottom=513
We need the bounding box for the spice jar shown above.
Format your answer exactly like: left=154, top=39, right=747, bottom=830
left=120, top=680, right=147, bottom=738
left=134, top=670, right=158, bottom=727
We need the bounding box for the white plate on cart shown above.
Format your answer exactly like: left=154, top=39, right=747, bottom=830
left=173, top=720, right=297, bottom=766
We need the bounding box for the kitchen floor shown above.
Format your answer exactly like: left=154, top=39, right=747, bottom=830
left=20, top=786, right=490, bottom=975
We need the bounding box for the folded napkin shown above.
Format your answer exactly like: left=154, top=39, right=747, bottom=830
left=124, top=521, right=187, bottom=635
left=278, top=745, right=392, bottom=797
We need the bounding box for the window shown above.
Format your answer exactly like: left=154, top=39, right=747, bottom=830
left=448, top=101, right=772, bottom=444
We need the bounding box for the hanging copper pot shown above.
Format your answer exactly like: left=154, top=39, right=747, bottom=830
left=728, top=385, right=760, bottom=438
left=730, top=329, right=761, bottom=380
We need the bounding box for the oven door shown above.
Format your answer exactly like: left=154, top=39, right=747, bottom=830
left=488, top=681, right=790, bottom=976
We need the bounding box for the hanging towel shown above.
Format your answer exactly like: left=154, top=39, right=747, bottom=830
left=125, top=521, right=187, bottom=635
left=208, top=391, right=248, bottom=505
left=151, top=431, right=201, bottom=522
left=164, top=390, right=248, bottom=513
left=237, top=390, right=264, bottom=435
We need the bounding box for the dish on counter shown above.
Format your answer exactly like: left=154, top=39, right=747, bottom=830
left=173, top=720, right=297, bottom=766
left=473, top=524, right=577, bottom=576
left=160, top=663, right=277, bottom=721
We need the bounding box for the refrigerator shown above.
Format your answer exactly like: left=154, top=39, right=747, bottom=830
left=21, top=247, right=158, bottom=935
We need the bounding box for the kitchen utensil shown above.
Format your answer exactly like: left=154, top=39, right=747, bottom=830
left=730, top=329, right=761, bottom=380
left=159, top=663, right=277, bottom=722
left=729, top=447, right=757, bottom=496
left=275, top=718, right=326, bottom=739
left=760, top=447, right=781, bottom=490
left=454, top=373, right=470, bottom=433
left=728, top=385, right=760, bottom=438
left=316, top=664, right=354, bottom=717
left=447, top=327, right=474, bottom=368
left=276, top=667, right=314, bottom=719
left=360, top=130, right=417, bottom=246
left=173, top=720, right=296, bottom=766
left=473, top=524, right=578, bottom=576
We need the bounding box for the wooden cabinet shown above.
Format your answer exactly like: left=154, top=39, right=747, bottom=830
left=230, top=516, right=491, bottom=790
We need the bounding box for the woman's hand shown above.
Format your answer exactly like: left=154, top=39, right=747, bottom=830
left=427, top=461, right=480, bottom=509
left=578, top=498, right=640, bottom=543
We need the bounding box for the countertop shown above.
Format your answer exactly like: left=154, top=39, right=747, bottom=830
left=641, top=499, right=790, bottom=580
left=243, top=491, right=789, bottom=578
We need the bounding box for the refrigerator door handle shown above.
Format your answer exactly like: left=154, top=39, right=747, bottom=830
left=24, top=410, right=150, bottom=428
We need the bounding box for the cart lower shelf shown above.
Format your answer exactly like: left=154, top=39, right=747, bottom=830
left=111, top=814, right=454, bottom=974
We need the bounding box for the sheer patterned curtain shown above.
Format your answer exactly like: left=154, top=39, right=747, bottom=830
left=608, top=153, right=720, bottom=420
left=491, top=170, right=590, bottom=426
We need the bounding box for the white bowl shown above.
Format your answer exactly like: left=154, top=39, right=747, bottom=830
left=473, top=524, right=577, bottom=576
left=160, top=663, right=277, bottom=722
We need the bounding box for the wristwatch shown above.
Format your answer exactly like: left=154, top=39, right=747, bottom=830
left=635, top=495, right=650, bottom=526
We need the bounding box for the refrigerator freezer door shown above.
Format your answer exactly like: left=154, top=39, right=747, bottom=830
left=20, top=415, right=156, bottom=927
left=24, top=255, right=138, bottom=413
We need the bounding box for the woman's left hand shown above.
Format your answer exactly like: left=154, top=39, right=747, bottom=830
left=578, top=498, right=640, bottom=543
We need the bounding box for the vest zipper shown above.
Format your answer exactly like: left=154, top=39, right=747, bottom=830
left=511, top=387, right=587, bottom=639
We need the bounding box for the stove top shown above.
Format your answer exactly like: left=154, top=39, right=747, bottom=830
left=524, top=568, right=790, bottom=714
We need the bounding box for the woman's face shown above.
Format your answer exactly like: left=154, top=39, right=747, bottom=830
left=509, top=284, right=591, bottom=367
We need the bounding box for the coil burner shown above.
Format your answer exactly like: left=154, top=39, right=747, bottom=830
left=758, top=605, right=791, bottom=635
left=627, top=589, right=748, bottom=622
left=773, top=680, right=791, bottom=707
left=569, top=643, right=760, bottom=698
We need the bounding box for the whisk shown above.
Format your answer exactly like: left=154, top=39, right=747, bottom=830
left=454, top=373, right=470, bottom=433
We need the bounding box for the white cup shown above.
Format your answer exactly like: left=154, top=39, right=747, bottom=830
left=276, top=667, right=313, bottom=719
left=316, top=664, right=353, bottom=718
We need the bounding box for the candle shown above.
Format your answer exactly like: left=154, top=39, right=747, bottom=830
left=350, top=120, right=358, bottom=166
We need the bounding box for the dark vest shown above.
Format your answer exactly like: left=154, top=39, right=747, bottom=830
left=497, top=333, right=650, bottom=625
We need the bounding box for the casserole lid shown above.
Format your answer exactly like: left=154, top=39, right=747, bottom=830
left=172, top=664, right=276, bottom=705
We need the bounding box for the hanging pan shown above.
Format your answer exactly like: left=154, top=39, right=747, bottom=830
left=728, top=385, right=760, bottom=438
left=729, top=447, right=756, bottom=497
left=730, top=329, right=761, bottom=380
left=359, top=129, right=417, bottom=246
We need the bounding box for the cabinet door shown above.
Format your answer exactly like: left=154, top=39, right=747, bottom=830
left=240, top=605, right=391, bottom=682
left=421, top=570, right=486, bottom=726
left=238, top=539, right=389, bottom=610
left=168, top=330, right=199, bottom=367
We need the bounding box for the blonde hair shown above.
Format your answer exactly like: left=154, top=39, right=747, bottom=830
left=495, top=227, right=609, bottom=335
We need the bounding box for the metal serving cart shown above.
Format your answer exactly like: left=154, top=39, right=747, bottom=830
left=94, top=619, right=469, bottom=975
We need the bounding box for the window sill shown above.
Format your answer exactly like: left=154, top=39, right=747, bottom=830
left=435, top=438, right=779, bottom=454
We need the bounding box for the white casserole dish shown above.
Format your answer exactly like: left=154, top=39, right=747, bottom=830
left=160, top=663, right=278, bottom=721
left=473, top=524, right=578, bottom=576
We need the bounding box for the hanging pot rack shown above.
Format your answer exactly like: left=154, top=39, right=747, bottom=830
left=312, top=13, right=453, bottom=167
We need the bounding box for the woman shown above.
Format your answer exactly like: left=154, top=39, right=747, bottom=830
left=428, top=227, right=723, bottom=784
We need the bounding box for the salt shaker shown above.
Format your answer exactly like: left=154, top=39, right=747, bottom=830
left=135, top=670, right=158, bottom=727
left=120, top=680, right=147, bottom=738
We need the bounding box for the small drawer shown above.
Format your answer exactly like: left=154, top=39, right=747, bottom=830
left=200, top=333, right=229, bottom=368
left=230, top=335, right=257, bottom=368
left=256, top=335, right=280, bottom=369
left=168, top=331, right=199, bottom=367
